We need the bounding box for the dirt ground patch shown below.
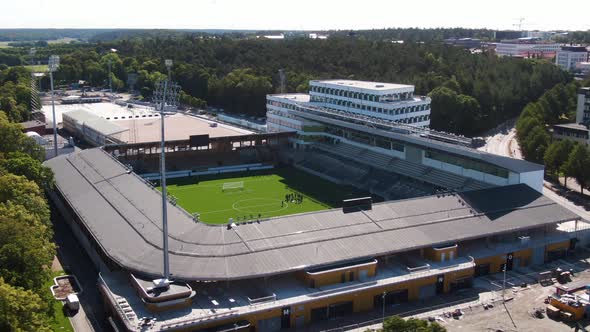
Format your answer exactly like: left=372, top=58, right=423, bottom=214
left=445, top=270, right=590, bottom=331
left=52, top=276, right=81, bottom=299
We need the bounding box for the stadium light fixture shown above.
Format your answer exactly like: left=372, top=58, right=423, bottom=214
left=165, top=59, right=173, bottom=81
left=48, top=55, right=60, bottom=158
left=152, top=73, right=180, bottom=288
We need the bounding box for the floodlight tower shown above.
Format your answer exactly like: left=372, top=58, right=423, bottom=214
left=165, top=59, right=173, bottom=81
left=107, top=48, right=117, bottom=100
left=278, top=69, right=286, bottom=94
left=152, top=59, right=180, bottom=288
left=48, top=55, right=60, bottom=158
left=108, top=59, right=113, bottom=100
left=29, top=48, right=36, bottom=67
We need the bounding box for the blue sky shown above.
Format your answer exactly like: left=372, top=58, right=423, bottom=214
left=2, top=0, right=589, bottom=31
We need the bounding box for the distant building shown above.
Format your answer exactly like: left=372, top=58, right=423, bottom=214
left=575, top=87, right=590, bottom=125
left=19, top=119, right=46, bottom=136
left=552, top=123, right=589, bottom=145
left=495, top=38, right=560, bottom=58
left=444, top=38, right=482, bottom=49
left=25, top=132, right=75, bottom=159
left=553, top=87, right=590, bottom=144
left=61, top=95, right=103, bottom=104
left=556, top=46, right=589, bottom=71
left=576, top=62, right=590, bottom=76
left=308, top=33, right=328, bottom=40
left=261, top=34, right=285, bottom=40
left=269, top=79, right=431, bottom=128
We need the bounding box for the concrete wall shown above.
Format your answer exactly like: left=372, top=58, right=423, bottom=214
left=299, top=261, right=378, bottom=288
left=519, top=170, right=544, bottom=192
left=424, top=245, right=458, bottom=263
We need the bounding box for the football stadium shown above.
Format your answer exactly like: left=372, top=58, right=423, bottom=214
left=156, top=168, right=373, bottom=224
left=45, top=80, right=590, bottom=332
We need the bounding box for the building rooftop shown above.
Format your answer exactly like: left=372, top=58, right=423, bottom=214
left=45, top=148, right=578, bottom=281
left=19, top=119, right=46, bottom=129
left=311, top=79, right=414, bottom=91
left=64, top=109, right=128, bottom=136
left=554, top=123, right=588, bottom=131
left=267, top=93, right=310, bottom=103
left=41, top=102, right=157, bottom=126
left=114, top=114, right=252, bottom=143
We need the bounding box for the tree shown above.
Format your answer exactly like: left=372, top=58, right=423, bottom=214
left=521, top=125, right=550, bottom=163
left=429, top=87, right=482, bottom=135
left=209, top=68, right=273, bottom=116
left=0, top=152, right=54, bottom=189
left=544, top=140, right=575, bottom=179
left=563, top=144, right=590, bottom=194
left=0, top=203, right=55, bottom=292
left=0, top=112, right=44, bottom=161
left=382, top=316, right=446, bottom=332
left=0, top=173, right=51, bottom=228
left=0, top=278, right=51, bottom=332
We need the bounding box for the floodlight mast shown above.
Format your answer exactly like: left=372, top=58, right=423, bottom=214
left=154, top=59, right=179, bottom=287
left=48, top=55, right=60, bottom=158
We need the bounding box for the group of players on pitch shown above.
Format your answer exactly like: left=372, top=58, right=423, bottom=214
left=282, top=192, right=304, bottom=207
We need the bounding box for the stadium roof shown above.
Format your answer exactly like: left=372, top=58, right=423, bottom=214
left=63, top=109, right=128, bottom=136
left=45, top=148, right=578, bottom=281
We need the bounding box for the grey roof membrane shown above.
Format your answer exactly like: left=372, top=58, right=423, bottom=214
left=45, top=148, right=578, bottom=281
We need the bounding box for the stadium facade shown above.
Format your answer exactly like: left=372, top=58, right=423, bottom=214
left=44, top=80, right=590, bottom=331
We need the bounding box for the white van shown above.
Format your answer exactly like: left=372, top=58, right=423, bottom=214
left=66, top=294, right=80, bottom=311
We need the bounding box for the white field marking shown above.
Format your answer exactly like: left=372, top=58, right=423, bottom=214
left=197, top=199, right=289, bottom=215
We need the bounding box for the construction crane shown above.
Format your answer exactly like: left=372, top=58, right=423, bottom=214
left=513, top=17, right=525, bottom=31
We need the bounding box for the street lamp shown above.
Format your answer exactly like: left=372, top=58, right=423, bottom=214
left=48, top=55, right=60, bottom=158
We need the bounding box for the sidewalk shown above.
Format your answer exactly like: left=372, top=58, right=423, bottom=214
left=558, top=176, right=590, bottom=198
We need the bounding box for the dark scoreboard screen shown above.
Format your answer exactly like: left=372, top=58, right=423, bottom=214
left=189, top=134, right=210, bottom=147
left=342, top=196, right=372, bottom=213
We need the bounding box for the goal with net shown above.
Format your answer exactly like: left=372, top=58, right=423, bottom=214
left=222, top=181, right=244, bottom=192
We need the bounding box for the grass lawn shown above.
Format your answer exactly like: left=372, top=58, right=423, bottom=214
left=160, top=167, right=372, bottom=224
left=44, top=270, right=74, bottom=332
left=25, top=64, right=48, bottom=72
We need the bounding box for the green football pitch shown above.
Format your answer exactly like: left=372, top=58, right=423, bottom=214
left=158, top=167, right=372, bottom=224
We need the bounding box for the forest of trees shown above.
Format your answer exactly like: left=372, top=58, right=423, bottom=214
left=0, top=36, right=572, bottom=137
left=0, top=65, right=57, bottom=330
left=516, top=77, right=590, bottom=194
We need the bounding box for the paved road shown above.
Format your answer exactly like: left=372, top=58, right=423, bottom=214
left=478, top=119, right=521, bottom=159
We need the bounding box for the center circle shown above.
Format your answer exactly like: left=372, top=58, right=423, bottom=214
left=232, top=198, right=289, bottom=214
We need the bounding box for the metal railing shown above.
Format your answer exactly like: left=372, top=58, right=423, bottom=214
left=98, top=273, right=136, bottom=330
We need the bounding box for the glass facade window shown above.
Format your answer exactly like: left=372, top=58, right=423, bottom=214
left=425, top=150, right=509, bottom=178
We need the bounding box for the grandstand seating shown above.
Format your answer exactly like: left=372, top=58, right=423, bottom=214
left=312, top=142, right=492, bottom=192
left=300, top=152, right=368, bottom=185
